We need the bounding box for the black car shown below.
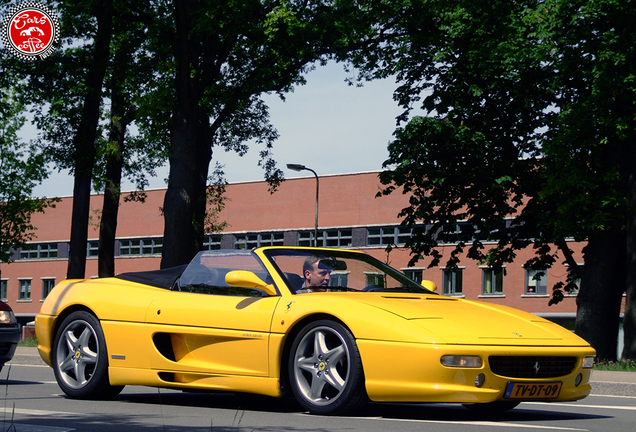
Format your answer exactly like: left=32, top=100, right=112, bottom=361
left=0, top=302, right=21, bottom=373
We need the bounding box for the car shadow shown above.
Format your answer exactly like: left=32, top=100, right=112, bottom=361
left=115, top=390, right=612, bottom=423
left=119, top=390, right=303, bottom=414
left=0, top=379, right=45, bottom=386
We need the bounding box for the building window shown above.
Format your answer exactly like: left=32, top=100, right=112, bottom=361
left=19, top=279, right=32, bottom=300
left=365, top=272, right=386, bottom=289
left=330, top=271, right=349, bottom=287
left=19, top=243, right=58, bottom=260
left=0, top=280, right=7, bottom=301
left=442, top=268, right=463, bottom=295
left=525, top=268, right=547, bottom=295
left=259, top=232, right=285, bottom=246
left=367, top=226, right=412, bottom=246
left=403, top=269, right=423, bottom=284
left=299, top=229, right=352, bottom=247
left=482, top=268, right=503, bottom=295
left=42, top=278, right=56, bottom=299
left=566, top=265, right=582, bottom=295
left=438, top=221, right=496, bottom=244
left=234, top=232, right=284, bottom=250
left=234, top=233, right=258, bottom=249
left=87, top=241, right=99, bottom=257
left=298, top=231, right=314, bottom=246
left=119, top=238, right=163, bottom=256
left=202, top=235, right=222, bottom=250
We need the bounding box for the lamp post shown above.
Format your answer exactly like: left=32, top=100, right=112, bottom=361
left=286, top=164, right=319, bottom=247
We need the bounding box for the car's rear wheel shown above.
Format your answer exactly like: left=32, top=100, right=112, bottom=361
left=288, top=320, right=367, bottom=415
left=53, top=311, right=123, bottom=399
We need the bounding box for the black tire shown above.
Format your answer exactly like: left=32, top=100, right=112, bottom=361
left=52, top=311, right=124, bottom=399
left=288, top=320, right=367, bottom=415
left=463, top=401, right=520, bottom=414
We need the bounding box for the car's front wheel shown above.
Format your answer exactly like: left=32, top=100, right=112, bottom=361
left=53, top=311, right=123, bottom=399
left=288, top=320, right=367, bottom=415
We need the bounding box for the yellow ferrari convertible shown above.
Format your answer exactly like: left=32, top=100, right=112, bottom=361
left=36, top=246, right=595, bottom=415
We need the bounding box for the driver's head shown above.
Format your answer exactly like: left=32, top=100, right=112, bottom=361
left=303, top=256, right=331, bottom=288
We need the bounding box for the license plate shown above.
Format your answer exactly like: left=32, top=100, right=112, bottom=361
left=504, top=382, right=562, bottom=399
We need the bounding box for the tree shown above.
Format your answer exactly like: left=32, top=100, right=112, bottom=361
left=158, top=0, right=396, bottom=268
left=353, top=0, right=636, bottom=360
left=65, top=0, right=114, bottom=280
left=0, top=91, right=50, bottom=272
left=5, top=0, right=166, bottom=279
left=95, top=2, right=168, bottom=277
left=6, top=0, right=116, bottom=280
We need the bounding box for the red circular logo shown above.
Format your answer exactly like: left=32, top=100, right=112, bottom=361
left=2, top=2, right=59, bottom=61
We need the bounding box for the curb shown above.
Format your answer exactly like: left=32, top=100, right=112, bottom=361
left=6, top=346, right=47, bottom=366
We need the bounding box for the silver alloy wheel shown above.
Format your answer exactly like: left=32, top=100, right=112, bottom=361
left=55, top=318, right=99, bottom=390
left=291, top=325, right=351, bottom=406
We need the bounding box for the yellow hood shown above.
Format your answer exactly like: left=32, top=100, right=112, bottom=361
left=360, top=294, right=587, bottom=346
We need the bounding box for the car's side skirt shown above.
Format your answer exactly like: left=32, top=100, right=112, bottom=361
left=108, top=366, right=282, bottom=397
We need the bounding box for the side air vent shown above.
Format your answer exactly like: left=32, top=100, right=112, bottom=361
left=153, top=333, right=176, bottom=362
left=158, top=372, right=175, bottom=382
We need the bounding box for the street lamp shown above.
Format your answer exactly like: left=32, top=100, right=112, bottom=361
left=286, top=164, right=319, bottom=247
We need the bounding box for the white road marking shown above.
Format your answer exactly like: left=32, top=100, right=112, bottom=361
left=303, top=414, right=588, bottom=431
left=0, top=407, right=78, bottom=417
left=5, top=363, right=50, bottom=368
left=529, top=402, right=636, bottom=411
left=590, top=394, right=636, bottom=399
left=374, top=417, right=589, bottom=430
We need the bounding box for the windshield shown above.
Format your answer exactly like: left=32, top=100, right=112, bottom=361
left=263, top=248, right=434, bottom=295
left=177, top=250, right=269, bottom=297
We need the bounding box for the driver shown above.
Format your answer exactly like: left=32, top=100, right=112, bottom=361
left=296, top=256, right=331, bottom=293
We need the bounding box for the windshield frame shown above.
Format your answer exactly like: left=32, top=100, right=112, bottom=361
left=261, top=247, right=436, bottom=295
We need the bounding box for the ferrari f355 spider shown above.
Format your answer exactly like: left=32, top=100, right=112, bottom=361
left=36, top=247, right=595, bottom=415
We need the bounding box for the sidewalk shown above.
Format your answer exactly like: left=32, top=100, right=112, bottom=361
left=6, top=346, right=47, bottom=366
left=591, top=369, right=636, bottom=383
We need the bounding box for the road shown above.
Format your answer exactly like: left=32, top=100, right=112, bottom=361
left=2, top=347, right=635, bottom=432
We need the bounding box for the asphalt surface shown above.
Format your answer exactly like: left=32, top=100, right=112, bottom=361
left=4, top=347, right=635, bottom=432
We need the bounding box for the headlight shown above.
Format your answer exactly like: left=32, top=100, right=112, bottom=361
left=441, top=355, right=483, bottom=368
left=582, top=356, right=595, bottom=369
left=0, top=310, right=17, bottom=325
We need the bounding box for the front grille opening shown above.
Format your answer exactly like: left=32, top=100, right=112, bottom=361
left=489, top=356, right=577, bottom=378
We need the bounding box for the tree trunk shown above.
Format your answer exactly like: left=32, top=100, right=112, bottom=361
left=623, top=151, right=636, bottom=360
left=576, top=230, right=626, bottom=361
left=98, top=62, right=125, bottom=278
left=66, top=1, right=114, bottom=279
left=160, top=0, right=212, bottom=269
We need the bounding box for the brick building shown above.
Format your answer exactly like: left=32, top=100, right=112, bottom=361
left=1, top=171, right=583, bottom=328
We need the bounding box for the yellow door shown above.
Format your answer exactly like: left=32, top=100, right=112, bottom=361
left=145, top=290, right=280, bottom=377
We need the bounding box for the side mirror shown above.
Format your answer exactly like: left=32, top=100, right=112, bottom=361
left=421, top=280, right=437, bottom=292
left=225, top=271, right=277, bottom=296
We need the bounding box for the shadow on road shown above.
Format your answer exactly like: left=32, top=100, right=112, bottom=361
left=118, top=389, right=612, bottom=423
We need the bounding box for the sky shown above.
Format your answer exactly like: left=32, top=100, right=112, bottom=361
left=29, top=61, right=408, bottom=197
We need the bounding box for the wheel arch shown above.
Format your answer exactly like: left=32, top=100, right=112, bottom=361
left=278, top=312, right=357, bottom=397
left=48, top=305, right=99, bottom=362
